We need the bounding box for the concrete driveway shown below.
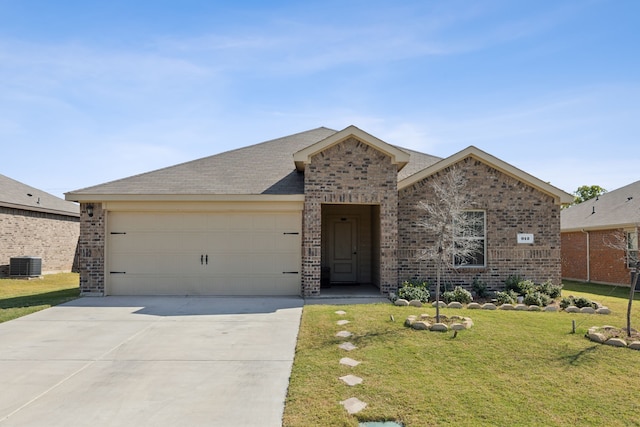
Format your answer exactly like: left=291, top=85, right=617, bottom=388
left=0, top=296, right=303, bottom=427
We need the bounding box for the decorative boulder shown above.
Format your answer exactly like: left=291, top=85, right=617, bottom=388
left=450, top=315, right=464, bottom=321
left=404, top=316, right=417, bottom=327
left=447, top=301, right=463, bottom=309
left=463, top=317, right=474, bottom=329
left=467, top=302, right=482, bottom=309
left=604, top=338, right=628, bottom=348
left=587, top=332, right=607, bottom=343
left=409, top=300, right=423, bottom=307
left=628, top=341, right=640, bottom=350
left=596, top=307, right=611, bottom=315
left=420, top=314, right=431, bottom=320
left=565, top=306, right=580, bottom=313
left=432, top=301, right=447, bottom=308
left=544, top=306, right=558, bottom=312
left=528, top=305, right=541, bottom=312
left=580, top=307, right=596, bottom=314
left=395, top=299, right=409, bottom=306
left=412, top=321, right=431, bottom=330
left=514, top=304, right=528, bottom=311
left=451, top=323, right=466, bottom=331
left=482, top=303, right=497, bottom=310
left=430, top=323, right=449, bottom=332
left=499, top=304, right=515, bottom=310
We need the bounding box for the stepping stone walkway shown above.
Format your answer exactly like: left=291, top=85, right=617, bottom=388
left=335, top=310, right=368, bottom=415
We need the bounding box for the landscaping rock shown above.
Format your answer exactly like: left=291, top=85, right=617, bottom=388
left=604, top=338, right=628, bottom=348
left=580, top=307, right=596, bottom=314
left=514, top=304, right=528, bottom=311
left=587, top=332, right=607, bottom=343
left=432, top=301, right=447, bottom=308
left=447, top=301, right=463, bottom=309
left=499, top=304, right=515, bottom=310
left=339, top=342, right=357, bottom=351
left=596, top=307, right=612, bottom=315
left=419, top=314, right=431, bottom=320
left=482, top=303, right=497, bottom=310
left=467, top=302, right=482, bottom=309
left=451, top=323, right=466, bottom=331
left=339, top=357, right=361, bottom=367
left=450, top=315, right=464, bottom=321
left=339, top=374, right=363, bottom=386
left=411, top=321, right=431, bottom=330
left=463, top=320, right=474, bottom=329
left=404, top=317, right=416, bottom=327
left=430, top=323, right=449, bottom=332
left=565, top=306, right=580, bottom=313
left=544, top=306, right=558, bottom=312
left=335, top=310, right=347, bottom=315
left=340, top=397, right=367, bottom=414
left=394, top=299, right=409, bottom=306
left=628, top=342, right=640, bottom=350
left=528, top=305, right=541, bottom=311
left=336, top=330, right=352, bottom=338
left=409, top=299, right=423, bottom=307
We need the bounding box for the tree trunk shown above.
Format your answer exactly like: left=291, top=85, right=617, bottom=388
left=628, top=264, right=639, bottom=337
left=436, top=261, right=441, bottom=323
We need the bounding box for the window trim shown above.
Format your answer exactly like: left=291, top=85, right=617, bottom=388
left=627, top=229, right=638, bottom=269
left=454, top=209, right=486, bottom=269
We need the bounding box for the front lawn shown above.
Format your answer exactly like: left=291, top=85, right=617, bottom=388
left=0, top=273, right=80, bottom=323
left=284, top=281, right=640, bottom=426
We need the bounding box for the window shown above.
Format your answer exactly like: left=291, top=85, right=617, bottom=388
left=628, top=231, right=638, bottom=269
left=454, top=210, right=486, bottom=267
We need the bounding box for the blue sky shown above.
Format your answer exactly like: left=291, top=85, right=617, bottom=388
left=1, top=0, right=638, bottom=199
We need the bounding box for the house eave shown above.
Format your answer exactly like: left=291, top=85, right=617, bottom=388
left=562, top=223, right=640, bottom=233
left=64, top=193, right=306, bottom=203
left=0, top=201, right=80, bottom=217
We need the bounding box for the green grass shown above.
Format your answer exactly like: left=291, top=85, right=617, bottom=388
left=0, top=273, right=80, bottom=323
left=284, top=281, right=640, bottom=427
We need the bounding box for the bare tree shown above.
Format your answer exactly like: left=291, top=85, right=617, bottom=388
left=604, top=231, right=639, bottom=337
left=416, top=166, right=484, bottom=322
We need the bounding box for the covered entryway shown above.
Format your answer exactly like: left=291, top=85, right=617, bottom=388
left=321, top=204, right=381, bottom=288
left=106, top=210, right=301, bottom=296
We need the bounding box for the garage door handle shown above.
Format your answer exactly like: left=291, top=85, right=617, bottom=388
left=205, top=254, right=208, bottom=265
left=110, top=271, right=126, bottom=274
left=200, top=255, right=203, bottom=265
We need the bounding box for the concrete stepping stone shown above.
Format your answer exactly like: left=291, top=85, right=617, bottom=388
left=339, top=342, right=357, bottom=351
left=339, top=374, right=363, bottom=386
left=340, top=397, right=367, bottom=414
left=335, top=310, right=347, bottom=315
left=340, top=357, right=361, bottom=367
left=336, top=330, right=352, bottom=338
left=337, top=320, right=350, bottom=326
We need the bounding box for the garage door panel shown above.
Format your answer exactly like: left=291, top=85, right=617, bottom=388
left=107, top=211, right=301, bottom=296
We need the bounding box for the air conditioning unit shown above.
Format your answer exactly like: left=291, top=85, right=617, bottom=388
left=10, top=256, right=42, bottom=277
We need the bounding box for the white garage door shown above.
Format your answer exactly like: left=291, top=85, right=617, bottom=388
left=106, top=211, right=301, bottom=296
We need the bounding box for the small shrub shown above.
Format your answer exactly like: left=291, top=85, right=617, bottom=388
left=397, top=280, right=431, bottom=303
left=472, top=277, right=489, bottom=298
left=535, top=280, right=563, bottom=299
left=442, top=286, right=473, bottom=304
left=495, top=290, right=518, bottom=305
left=504, top=275, right=523, bottom=292
left=560, top=296, right=597, bottom=310
left=522, top=291, right=551, bottom=307
left=505, top=276, right=535, bottom=295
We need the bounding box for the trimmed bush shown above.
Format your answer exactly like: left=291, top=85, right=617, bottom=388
left=472, top=277, right=489, bottom=299
left=560, top=296, right=597, bottom=310
left=397, top=280, right=431, bottom=303
left=442, top=286, right=473, bottom=304
left=495, top=290, right=518, bottom=305
left=522, top=291, right=551, bottom=307
left=535, top=280, right=563, bottom=299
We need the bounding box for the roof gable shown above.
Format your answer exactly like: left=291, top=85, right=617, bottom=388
left=398, top=145, right=573, bottom=206
left=561, top=180, right=640, bottom=231
left=293, top=125, right=410, bottom=172
left=1, top=173, right=79, bottom=216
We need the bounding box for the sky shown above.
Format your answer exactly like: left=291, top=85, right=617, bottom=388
left=1, top=0, right=639, bottom=199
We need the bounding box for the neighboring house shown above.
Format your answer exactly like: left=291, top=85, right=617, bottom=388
left=561, top=180, right=640, bottom=286
left=0, top=173, right=80, bottom=276
left=65, top=126, right=572, bottom=297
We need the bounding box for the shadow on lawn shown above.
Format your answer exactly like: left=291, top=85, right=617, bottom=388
left=0, top=288, right=79, bottom=309
left=559, top=345, right=599, bottom=366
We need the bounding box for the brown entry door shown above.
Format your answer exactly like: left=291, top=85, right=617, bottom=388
left=329, top=217, right=358, bottom=283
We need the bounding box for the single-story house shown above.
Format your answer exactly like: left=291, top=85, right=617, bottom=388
left=561, top=180, right=640, bottom=286
left=1, top=173, right=80, bottom=276
left=65, top=126, right=572, bottom=296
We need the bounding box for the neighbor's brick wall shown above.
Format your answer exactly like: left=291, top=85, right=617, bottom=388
left=302, top=137, right=398, bottom=296
left=561, top=231, right=588, bottom=281
left=398, top=157, right=562, bottom=291
left=0, top=206, right=79, bottom=276
left=589, top=229, right=633, bottom=285
left=78, top=203, right=105, bottom=294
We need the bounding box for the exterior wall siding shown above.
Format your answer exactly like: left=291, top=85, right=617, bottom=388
left=78, top=203, right=105, bottom=295
left=562, top=228, right=636, bottom=286
left=302, top=137, right=398, bottom=296
left=0, top=206, right=79, bottom=276
left=398, top=157, right=562, bottom=291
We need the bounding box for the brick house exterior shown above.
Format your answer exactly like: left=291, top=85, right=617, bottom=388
left=561, top=180, right=640, bottom=286
left=66, top=126, right=571, bottom=296
left=1, top=174, right=80, bottom=276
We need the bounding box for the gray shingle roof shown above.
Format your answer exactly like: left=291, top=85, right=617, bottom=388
left=0, top=173, right=79, bottom=216
left=561, top=180, right=640, bottom=231
left=67, top=127, right=443, bottom=199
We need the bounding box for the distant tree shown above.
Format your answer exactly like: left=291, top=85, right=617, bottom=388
left=573, top=185, right=607, bottom=205
left=416, top=166, right=484, bottom=323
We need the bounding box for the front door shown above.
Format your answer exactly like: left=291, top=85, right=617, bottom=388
left=329, top=217, right=358, bottom=283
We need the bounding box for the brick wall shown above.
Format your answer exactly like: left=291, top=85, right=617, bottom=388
left=561, top=228, right=636, bottom=286
left=0, top=206, right=79, bottom=276
left=78, top=203, right=105, bottom=295
left=302, top=137, right=398, bottom=296
left=398, top=157, right=562, bottom=291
